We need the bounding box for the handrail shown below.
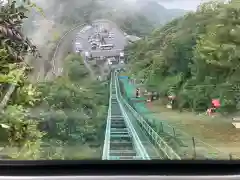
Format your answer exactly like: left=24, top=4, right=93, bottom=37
left=113, top=71, right=150, bottom=160
left=102, top=71, right=150, bottom=160
left=102, top=72, right=113, bottom=160
left=115, top=71, right=181, bottom=160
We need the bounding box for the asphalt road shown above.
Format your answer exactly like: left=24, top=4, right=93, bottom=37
left=96, top=21, right=127, bottom=49
left=43, top=19, right=127, bottom=81
left=76, top=21, right=127, bottom=58
left=45, top=24, right=88, bottom=80
left=74, top=20, right=127, bottom=80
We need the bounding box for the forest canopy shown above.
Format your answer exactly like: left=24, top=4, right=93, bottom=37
left=126, top=0, right=240, bottom=113
left=0, top=1, right=108, bottom=159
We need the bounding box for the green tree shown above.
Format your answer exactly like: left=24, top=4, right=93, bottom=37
left=37, top=55, right=108, bottom=159
left=126, top=0, right=240, bottom=113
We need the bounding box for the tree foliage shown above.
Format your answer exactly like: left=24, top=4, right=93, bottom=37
left=117, top=14, right=154, bottom=37
left=126, top=0, right=240, bottom=113
left=0, top=1, right=46, bottom=159
left=36, top=55, right=108, bottom=159
left=0, top=0, right=41, bottom=100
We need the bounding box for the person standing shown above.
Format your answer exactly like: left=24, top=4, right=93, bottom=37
left=136, top=88, right=139, bottom=98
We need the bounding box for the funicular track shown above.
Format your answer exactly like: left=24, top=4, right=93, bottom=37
left=102, top=69, right=181, bottom=160
left=102, top=70, right=150, bottom=160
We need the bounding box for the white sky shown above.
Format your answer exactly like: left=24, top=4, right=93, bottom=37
left=1, top=0, right=209, bottom=11
left=2, top=0, right=224, bottom=11
left=158, top=0, right=211, bottom=10
left=1, top=0, right=7, bottom=5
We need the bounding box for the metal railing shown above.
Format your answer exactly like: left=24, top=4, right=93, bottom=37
left=102, top=71, right=150, bottom=160
left=115, top=72, right=181, bottom=160
left=140, top=115, right=239, bottom=159
left=117, top=76, right=240, bottom=160
left=101, top=72, right=113, bottom=160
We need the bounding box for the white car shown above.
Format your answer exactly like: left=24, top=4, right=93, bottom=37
left=108, top=60, right=112, bottom=65
left=85, top=51, right=89, bottom=58
left=91, top=44, right=97, bottom=50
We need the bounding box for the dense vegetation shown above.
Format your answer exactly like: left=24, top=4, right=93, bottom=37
left=0, top=0, right=43, bottom=159
left=25, top=0, right=186, bottom=38
left=0, top=1, right=108, bottom=159
left=126, top=0, right=240, bottom=114
left=0, top=0, right=213, bottom=160
left=36, top=55, right=108, bottom=159
left=51, top=0, right=155, bottom=37
left=117, top=14, right=154, bottom=37
left=1, top=54, right=108, bottom=159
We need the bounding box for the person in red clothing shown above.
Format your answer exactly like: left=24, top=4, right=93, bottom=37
left=206, top=99, right=220, bottom=116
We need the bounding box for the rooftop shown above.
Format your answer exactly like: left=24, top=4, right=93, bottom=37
left=90, top=49, right=123, bottom=58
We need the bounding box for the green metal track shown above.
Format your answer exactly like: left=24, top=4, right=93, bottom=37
left=102, top=71, right=150, bottom=160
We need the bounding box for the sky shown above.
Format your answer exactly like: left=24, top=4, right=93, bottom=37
left=157, top=0, right=211, bottom=10
left=124, top=0, right=212, bottom=11
left=1, top=0, right=7, bottom=5
left=1, top=0, right=224, bottom=11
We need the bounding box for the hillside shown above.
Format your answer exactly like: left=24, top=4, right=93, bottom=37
left=97, top=0, right=188, bottom=36
left=136, top=0, right=187, bottom=26
left=22, top=0, right=188, bottom=39
left=0, top=1, right=108, bottom=160
left=126, top=0, right=240, bottom=114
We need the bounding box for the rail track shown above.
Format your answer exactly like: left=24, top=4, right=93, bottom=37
left=102, top=71, right=150, bottom=160
left=102, top=70, right=181, bottom=160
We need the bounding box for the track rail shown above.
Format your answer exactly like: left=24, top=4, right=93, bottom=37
left=115, top=73, right=181, bottom=160
left=103, top=69, right=181, bottom=160
left=102, top=71, right=150, bottom=160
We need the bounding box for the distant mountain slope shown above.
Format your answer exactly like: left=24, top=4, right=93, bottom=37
left=137, top=0, right=188, bottom=25
left=95, top=0, right=188, bottom=27
left=95, top=0, right=188, bottom=36
left=24, top=0, right=187, bottom=38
